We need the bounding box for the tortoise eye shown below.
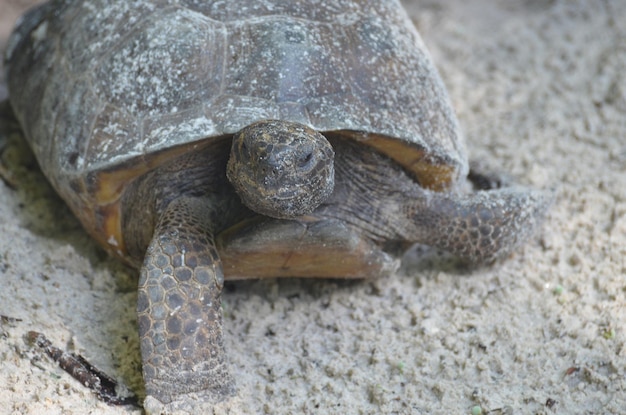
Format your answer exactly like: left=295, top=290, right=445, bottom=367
left=298, top=152, right=313, bottom=168
left=240, top=142, right=250, bottom=159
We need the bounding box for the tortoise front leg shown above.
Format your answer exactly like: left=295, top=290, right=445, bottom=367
left=136, top=196, right=235, bottom=413
left=399, top=185, right=552, bottom=264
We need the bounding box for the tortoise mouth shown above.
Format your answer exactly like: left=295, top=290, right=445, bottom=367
left=226, top=120, right=335, bottom=219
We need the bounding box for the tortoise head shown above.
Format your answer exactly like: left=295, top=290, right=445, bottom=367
left=227, top=120, right=335, bottom=219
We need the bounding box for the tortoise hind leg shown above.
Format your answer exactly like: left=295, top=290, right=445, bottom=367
left=137, top=196, right=234, bottom=414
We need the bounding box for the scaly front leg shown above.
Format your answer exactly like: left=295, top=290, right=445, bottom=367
left=137, top=196, right=235, bottom=413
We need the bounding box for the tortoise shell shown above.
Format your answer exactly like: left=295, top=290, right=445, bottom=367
left=5, top=0, right=466, bottom=259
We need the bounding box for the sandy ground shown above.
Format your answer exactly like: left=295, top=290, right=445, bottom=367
left=0, top=0, right=624, bottom=414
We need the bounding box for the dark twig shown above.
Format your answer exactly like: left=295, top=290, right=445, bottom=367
left=26, top=331, right=139, bottom=407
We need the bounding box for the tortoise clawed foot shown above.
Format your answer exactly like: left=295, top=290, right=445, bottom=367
left=463, top=186, right=554, bottom=264
left=143, top=387, right=236, bottom=415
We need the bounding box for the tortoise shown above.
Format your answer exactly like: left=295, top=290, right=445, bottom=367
left=5, top=0, right=550, bottom=412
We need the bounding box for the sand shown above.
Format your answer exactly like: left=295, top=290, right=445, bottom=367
left=0, top=0, right=624, bottom=414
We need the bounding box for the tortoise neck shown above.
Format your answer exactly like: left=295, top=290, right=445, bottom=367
left=120, top=139, right=249, bottom=264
